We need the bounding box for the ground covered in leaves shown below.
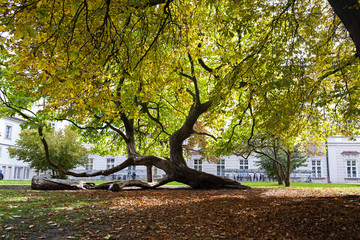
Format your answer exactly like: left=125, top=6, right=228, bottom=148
left=1, top=187, right=359, bottom=239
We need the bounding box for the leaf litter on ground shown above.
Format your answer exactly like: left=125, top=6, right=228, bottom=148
left=0, top=187, right=359, bottom=239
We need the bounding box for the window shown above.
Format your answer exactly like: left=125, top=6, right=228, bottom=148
left=2, top=166, right=6, bottom=179
left=5, top=125, right=12, bottom=139
left=127, top=166, right=136, bottom=175
left=106, top=158, right=115, bottom=169
left=217, top=159, right=225, bottom=176
left=346, top=160, right=357, bottom=178
left=14, top=167, right=22, bottom=179
left=50, top=122, right=56, bottom=129
left=8, top=167, right=12, bottom=179
left=312, top=160, right=322, bottom=177
left=194, top=159, right=202, bottom=171
left=86, top=158, right=94, bottom=171
left=24, top=168, right=30, bottom=179
left=239, top=159, right=249, bottom=170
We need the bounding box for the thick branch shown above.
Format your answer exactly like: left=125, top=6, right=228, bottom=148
left=187, top=53, right=201, bottom=106
left=141, top=102, right=171, bottom=136
left=193, top=130, right=217, bottom=141
left=328, top=0, right=360, bottom=57
left=169, top=100, right=212, bottom=166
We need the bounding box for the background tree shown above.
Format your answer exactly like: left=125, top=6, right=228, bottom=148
left=8, top=126, right=88, bottom=179
left=254, top=140, right=307, bottom=186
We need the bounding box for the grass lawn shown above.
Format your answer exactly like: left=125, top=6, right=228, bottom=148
left=1, top=179, right=360, bottom=188
left=244, top=181, right=360, bottom=188
left=0, top=180, right=31, bottom=186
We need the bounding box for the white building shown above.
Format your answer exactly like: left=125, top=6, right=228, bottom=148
left=0, top=117, right=37, bottom=180
left=327, top=136, right=360, bottom=184
left=1, top=116, right=359, bottom=183
left=72, top=149, right=150, bottom=181
left=186, top=136, right=360, bottom=184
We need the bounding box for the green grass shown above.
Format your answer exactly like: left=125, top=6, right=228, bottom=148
left=0, top=180, right=31, bottom=186
left=1, top=180, right=359, bottom=188
left=164, top=181, right=187, bottom=186
left=244, top=182, right=360, bottom=188
left=164, top=181, right=360, bottom=188
left=0, top=189, right=105, bottom=239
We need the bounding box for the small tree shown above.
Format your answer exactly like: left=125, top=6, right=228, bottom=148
left=8, top=126, right=88, bottom=179
left=254, top=140, right=307, bottom=187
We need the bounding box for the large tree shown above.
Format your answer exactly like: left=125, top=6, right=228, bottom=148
left=0, top=0, right=359, bottom=189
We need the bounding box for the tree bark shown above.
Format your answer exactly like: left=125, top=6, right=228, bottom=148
left=147, top=166, right=153, bottom=182
left=274, top=162, right=284, bottom=185
left=328, top=0, right=360, bottom=57
left=95, top=180, right=157, bottom=191
left=31, top=176, right=95, bottom=190
left=284, top=152, right=291, bottom=187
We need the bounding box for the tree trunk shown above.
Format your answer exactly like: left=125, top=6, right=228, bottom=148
left=274, top=162, right=283, bottom=185
left=95, top=180, right=156, bottom=191
left=147, top=166, right=153, bottom=182
left=284, top=153, right=291, bottom=187
left=164, top=102, right=250, bottom=189
left=328, top=0, right=360, bottom=57
left=31, top=176, right=95, bottom=190
left=171, top=164, right=250, bottom=189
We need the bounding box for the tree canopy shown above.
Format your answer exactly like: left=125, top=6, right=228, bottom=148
left=0, top=0, right=359, bottom=188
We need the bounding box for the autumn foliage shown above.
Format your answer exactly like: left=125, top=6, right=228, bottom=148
left=0, top=0, right=360, bottom=188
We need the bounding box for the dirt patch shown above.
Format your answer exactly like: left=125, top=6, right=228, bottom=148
left=0, top=185, right=31, bottom=190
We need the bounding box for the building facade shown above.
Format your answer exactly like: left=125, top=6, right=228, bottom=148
left=72, top=148, right=150, bottom=181
left=0, top=117, right=37, bottom=180
left=1, top=116, right=359, bottom=183
left=186, top=136, right=360, bottom=184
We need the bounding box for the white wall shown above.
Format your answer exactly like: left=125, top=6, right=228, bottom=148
left=186, top=137, right=360, bottom=184
left=0, top=117, right=37, bottom=180
left=327, top=136, right=360, bottom=184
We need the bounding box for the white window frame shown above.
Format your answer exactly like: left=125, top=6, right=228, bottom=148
left=194, top=159, right=202, bottom=171
left=14, top=167, right=22, bottom=179
left=86, top=158, right=94, bottom=171
left=106, top=158, right=115, bottom=169
left=1, top=166, right=6, bottom=178
left=311, top=160, right=322, bottom=177
left=346, top=160, right=357, bottom=178
left=217, top=159, right=225, bottom=176
left=239, top=159, right=249, bottom=170
left=24, top=168, right=30, bottom=179
left=5, top=125, right=12, bottom=139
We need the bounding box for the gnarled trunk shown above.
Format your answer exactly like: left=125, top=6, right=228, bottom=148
left=31, top=176, right=95, bottom=190
left=36, top=91, right=250, bottom=190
